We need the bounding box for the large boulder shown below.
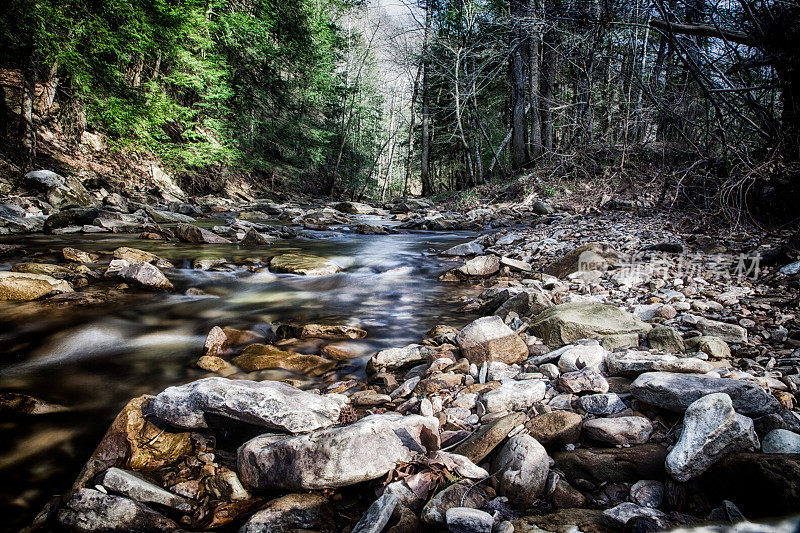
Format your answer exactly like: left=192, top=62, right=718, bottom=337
left=666, top=393, right=759, bottom=482
left=25, top=169, right=95, bottom=209
left=175, top=223, right=231, bottom=244
left=57, top=488, right=180, bottom=532
left=0, top=271, right=73, bottom=301
left=492, top=434, right=550, bottom=506
left=456, top=316, right=529, bottom=365
left=270, top=253, right=341, bottom=275
left=238, top=413, right=438, bottom=490
left=150, top=377, right=346, bottom=432
left=544, top=242, right=618, bottom=279
left=630, top=372, right=780, bottom=416
left=531, top=303, right=652, bottom=347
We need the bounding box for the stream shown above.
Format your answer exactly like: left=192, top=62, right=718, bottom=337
left=0, top=214, right=480, bottom=530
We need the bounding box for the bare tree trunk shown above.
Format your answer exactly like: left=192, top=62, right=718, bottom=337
left=404, top=63, right=422, bottom=198
left=21, top=54, right=37, bottom=171
left=528, top=0, right=542, bottom=158
left=541, top=30, right=555, bottom=151
left=420, top=4, right=434, bottom=196
left=130, top=56, right=143, bottom=88
left=510, top=0, right=528, bottom=169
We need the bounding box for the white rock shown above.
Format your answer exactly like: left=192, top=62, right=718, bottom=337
left=483, top=380, right=546, bottom=413
left=582, top=416, right=653, bottom=445
left=491, top=434, right=550, bottom=507
left=456, top=316, right=529, bottom=365
left=238, top=413, right=438, bottom=490
left=446, top=507, right=494, bottom=533
left=557, top=344, right=606, bottom=372
left=100, top=467, right=190, bottom=512
left=666, top=393, right=759, bottom=482
left=369, top=344, right=432, bottom=371
left=602, top=502, right=667, bottom=528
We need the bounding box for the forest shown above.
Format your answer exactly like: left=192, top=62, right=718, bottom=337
left=1, top=0, right=799, bottom=219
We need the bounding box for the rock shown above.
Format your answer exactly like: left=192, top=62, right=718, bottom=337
left=531, top=303, right=652, bottom=347
left=630, top=372, right=780, bottom=416
left=240, top=493, right=333, bottom=533
left=277, top=323, right=367, bottom=340
left=558, top=367, right=609, bottom=394
left=62, top=247, right=97, bottom=263
left=175, top=223, right=231, bottom=244
left=117, top=262, right=173, bottom=291
left=335, top=201, right=375, bottom=214
left=582, top=416, right=653, bottom=445
left=514, top=509, right=611, bottom=533
left=606, top=351, right=712, bottom=376
left=492, top=434, right=550, bottom=506
left=421, top=481, right=488, bottom=526
left=456, top=316, right=529, bottom=366
left=196, top=355, right=236, bottom=376
left=99, top=467, right=190, bottom=512
left=446, top=507, right=494, bottom=533
left=12, top=262, right=73, bottom=277
left=602, top=502, right=667, bottom=529
left=146, top=207, right=195, bottom=224
left=151, top=377, right=346, bottom=432
left=239, top=413, right=438, bottom=490
left=544, top=242, right=618, bottom=279
left=526, top=411, right=583, bottom=446
left=352, top=494, right=399, bottom=533
left=553, top=444, right=668, bottom=484
left=762, top=429, right=800, bottom=453
left=270, top=253, right=341, bottom=275
left=369, top=344, right=433, bottom=371
left=695, top=318, right=747, bottom=344
left=113, top=247, right=159, bottom=264
left=57, top=488, right=180, bottom=532
left=442, top=241, right=484, bottom=257
left=601, top=333, right=640, bottom=351
left=25, top=170, right=95, bottom=209
left=232, top=344, right=336, bottom=375
left=780, top=260, right=800, bottom=275
left=483, top=379, right=546, bottom=413
left=698, top=453, right=800, bottom=518
left=556, top=344, right=607, bottom=372
left=666, top=393, right=759, bottom=482
left=630, top=480, right=664, bottom=508
left=203, top=326, right=228, bottom=356
left=0, top=271, right=73, bottom=300
left=0, top=392, right=64, bottom=414
left=44, top=207, right=99, bottom=232
left=452, top=412, right=526, bottom=463
left=0, top=203, right=44, bottom=232
left=457, top=255, right=500, bottom=277
left=240, top=227, right=276, bottom=247
left=580, top=393, right=627, bottom=415
left=500, top=256, right=532, bottom=272
left=532, top=200, right=555, bottom=215
left=494, top=290, right=552, bottom=320
left=647, top=326, right=685, bottom=353
left=685, top=336, right=731, bottom=358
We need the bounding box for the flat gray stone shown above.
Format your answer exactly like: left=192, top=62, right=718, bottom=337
left=352, top=494, right=399, bottom=533
left=57, top=488, right=180, bottom=532
left=762, top=429, right=800, bottom=454
left=150, top=377, right=346, bottom=432
left=100, top=467, right=191, bottom=512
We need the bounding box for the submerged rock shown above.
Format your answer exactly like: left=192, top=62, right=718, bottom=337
left=150, top=377, right=346, bottom=432
left=531, top=303, right=651, bottom=347
left=666, top=393, right=759, bottom=482
left=238, top=413, right=438, bottom=490
left=175, top=223, right=231, bottom=244
left=270, top=253, right=341, bottom=275
left=232, top=344, right=336, bottom=375
left=0, top=271, right=73, bottom=301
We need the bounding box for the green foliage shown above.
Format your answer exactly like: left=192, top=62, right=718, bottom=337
left=0, top=0, right=384, bottom=192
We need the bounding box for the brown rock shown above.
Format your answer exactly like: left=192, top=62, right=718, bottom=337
left=196, top=355, right=237, bottom=376
left=175, top=223, right=231, bottom=244
left=71, top=396, right=193, bottom=488
left=452, top=412, right=527, bottom=463
left=62, top=247, right=98, bottom=263
left=514, top=509, right=613, bottom=533
left=552, top=479, right=588, bottom=508
left=526, top=411, right=583, bottom=447
left=222, top=327, right=263, bottom=346
left=387, top=507, right=423, bottom=533
left=232, top=344, right=336, bottom=375
left=544, top=242, right=619, bottom=279
left=277, top=324, right=367, bottom=340
left=552, top=444, right=668, bottom=484
left=414, top=373, right=463, bottom=395
left=456, top=316, right=529, bottom=365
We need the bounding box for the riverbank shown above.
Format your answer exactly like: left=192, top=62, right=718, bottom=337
left=2, top=168, right=800, bottom=532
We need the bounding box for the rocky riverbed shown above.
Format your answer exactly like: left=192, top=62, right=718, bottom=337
left=2, top=171, right=800, bottom=532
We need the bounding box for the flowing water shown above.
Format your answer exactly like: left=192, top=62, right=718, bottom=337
left=0, top=214, right=480, bottom=530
